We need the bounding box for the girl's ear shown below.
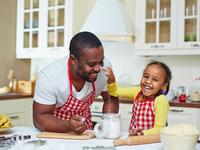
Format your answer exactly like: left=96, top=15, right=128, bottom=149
left=161, top=83, right=168, bottom=91
left=160, top=83, right=168, bottom=94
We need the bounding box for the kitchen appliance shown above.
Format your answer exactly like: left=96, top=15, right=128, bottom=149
left=81, top=0, right=134, bottom=42
left=94, top=113, right=121, bottom=139
left=90, top=101, right=103, bottom=127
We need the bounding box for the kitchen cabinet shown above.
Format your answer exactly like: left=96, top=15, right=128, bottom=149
left=177, top=0, right=200, bottom=50
left=135, top=0, right=200, bottom=55
left=16, top=0, right=72, bottom=58
left=167, top=106, right=199, bottom=130
left=135, top=0, right=176, bottom=55
left=0, top=98, right=33, bottom=127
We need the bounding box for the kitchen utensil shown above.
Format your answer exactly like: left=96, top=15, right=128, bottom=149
left=36, top=130, right=95, bottom=140
left=94, top=113, right=121, bottom=139
left=113, top=134, right=160, bottom=146
left=0, top=125, right=14, bottom=133
left=160, top=124, right=199, bottom=150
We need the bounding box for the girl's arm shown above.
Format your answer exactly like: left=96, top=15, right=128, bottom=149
left=103, top=67, right=139, bottom=99
left=143, top=95, right=169, bottom=135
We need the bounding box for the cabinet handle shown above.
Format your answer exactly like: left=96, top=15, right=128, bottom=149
left=191, top=44, right=200, bottom=47
left=151, top=45, right=164, bottom=48
left=94, top=105, right=100, bottom=109
left=92, top=114, right=103, bottom=119
left=91, top=111, right=102, bottom=114
left=169, top=109, right=184, bottom=112
left=9, top=115, right=20, bottom=119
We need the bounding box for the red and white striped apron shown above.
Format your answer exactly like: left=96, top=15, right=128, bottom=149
left=53, top=59, right=95, bottom=129
left=129, top=91, right=155, bottom=132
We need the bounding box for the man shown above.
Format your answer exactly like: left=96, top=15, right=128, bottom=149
left=33, top=31, right=119, bottom=134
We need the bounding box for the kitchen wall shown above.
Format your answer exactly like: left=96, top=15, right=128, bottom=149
left=31, top=0, right=200, bottom=94
left=0, top=0, right=30, bottom=87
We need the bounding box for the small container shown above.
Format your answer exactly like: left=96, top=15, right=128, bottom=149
left=177, top=86, right=187, bottom=103
left=94, top=113, right=121, bottom=139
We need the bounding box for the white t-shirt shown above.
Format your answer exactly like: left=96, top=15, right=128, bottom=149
left=34, top=56, right=111, bottom=107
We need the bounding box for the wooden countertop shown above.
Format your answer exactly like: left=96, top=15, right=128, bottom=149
left=95, top=97, right=200, bottom=108
left=169, top=99, right=200, bottom=108
left=1, top=93, right=200, bottom=108
left=0, top=92, right=33, bottom=100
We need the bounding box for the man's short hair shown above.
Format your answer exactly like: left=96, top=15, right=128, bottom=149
left=69, top=31, right=103, bottom=59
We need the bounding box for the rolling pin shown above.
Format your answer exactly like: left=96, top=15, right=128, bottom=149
left=113, top=134, right=160, bottom=146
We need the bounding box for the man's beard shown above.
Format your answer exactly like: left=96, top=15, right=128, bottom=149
left=76, top=64, right=91, bottom=82
left=76, top=64, right=99, bottom=82
left=77, top=71, right=91, bottom=82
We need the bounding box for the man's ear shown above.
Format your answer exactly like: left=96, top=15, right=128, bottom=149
left=69, top=54, right=77, bottom=65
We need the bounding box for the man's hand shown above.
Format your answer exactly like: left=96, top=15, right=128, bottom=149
left=129, top=128, right=144, bottom=136
left=68, top=115, right=87, bottom=134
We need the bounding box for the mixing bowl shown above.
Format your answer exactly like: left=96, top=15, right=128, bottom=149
left=160, top=124, right=199, bottom=150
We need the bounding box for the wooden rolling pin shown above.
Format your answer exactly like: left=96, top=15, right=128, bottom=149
left=113, top=134, right=160, bottom=146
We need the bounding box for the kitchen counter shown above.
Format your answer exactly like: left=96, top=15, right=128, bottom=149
left=0, top=92, right=33, bottom=100
left=169, top=99, right=200, bottom=108
left=95, top=97, right=200, bottom=108
left=1, top=126, right=200, bottom=150
left=1, top=92, right=200, bottom=108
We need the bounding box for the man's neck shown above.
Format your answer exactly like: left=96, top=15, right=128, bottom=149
left=70, top=64, right=86, bottom=92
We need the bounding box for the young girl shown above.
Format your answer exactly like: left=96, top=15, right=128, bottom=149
left=104, top=61, right=172, bottom=136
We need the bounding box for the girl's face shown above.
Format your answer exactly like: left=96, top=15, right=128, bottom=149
left=140, top=64, right=167, bottom=99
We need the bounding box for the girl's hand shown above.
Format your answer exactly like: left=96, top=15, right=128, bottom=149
left=100, top=67, right=115, bottom=84
left=129, top=128, right=144, bottom=136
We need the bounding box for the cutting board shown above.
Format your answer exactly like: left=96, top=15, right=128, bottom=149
left=36, top=130, right=95, bottom=140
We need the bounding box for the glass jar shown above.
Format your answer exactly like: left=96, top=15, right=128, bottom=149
left=94, top=113, right=121, bottom=139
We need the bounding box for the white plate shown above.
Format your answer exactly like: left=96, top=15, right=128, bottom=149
left=0, top=125, right=14, bottom=132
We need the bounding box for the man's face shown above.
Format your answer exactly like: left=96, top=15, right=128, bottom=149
left=75, top=47, right=104, bottom=82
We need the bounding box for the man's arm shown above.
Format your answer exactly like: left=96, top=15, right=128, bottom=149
left=101, top=91, right=119, bottom=113
left=33, top=101, right=87, bottom=134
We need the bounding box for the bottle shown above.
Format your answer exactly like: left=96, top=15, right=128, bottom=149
left=177, top=86, right=187, bottom=102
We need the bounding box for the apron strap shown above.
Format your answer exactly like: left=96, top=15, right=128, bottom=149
left=67, top=59, right=73, bottom=95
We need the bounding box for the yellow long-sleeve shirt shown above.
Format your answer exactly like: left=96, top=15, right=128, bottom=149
left=107, top=82, right=169, bottom=135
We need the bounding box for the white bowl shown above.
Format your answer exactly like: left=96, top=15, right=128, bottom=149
left=160, top=124, right=199, bottom=150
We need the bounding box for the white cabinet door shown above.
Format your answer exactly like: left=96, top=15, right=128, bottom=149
left=135, top=0, right=177, bottom=55
left=16, top=0, right=72, bottom=58
left=177, top=0, right=200, bottom=54
left=119, top=103, right=132, bottom=132
left=0, top=98, right=33, bottom=127
left=168, top=107, right=199, bottom=130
